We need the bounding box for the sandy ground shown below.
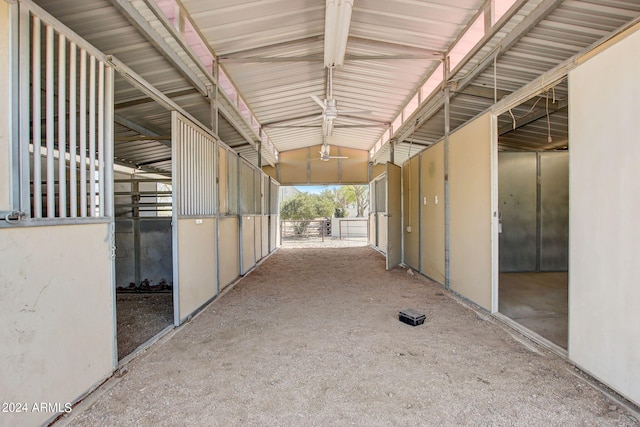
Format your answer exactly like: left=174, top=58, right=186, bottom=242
left=59, top=246, right=638, bottom=426
left=116, top=293, right=173, bottom=360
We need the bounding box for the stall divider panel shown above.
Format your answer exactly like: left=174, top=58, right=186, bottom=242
left=171, top=112, right=217, bottom=325
left=448, top=113, right=494, bottom=311
left=386, top=162, right=402, bottom=270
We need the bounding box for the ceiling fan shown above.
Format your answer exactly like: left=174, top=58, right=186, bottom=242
left=313, top=138, right=349, bottom=161
left=311, top=67, right=371, bottom=136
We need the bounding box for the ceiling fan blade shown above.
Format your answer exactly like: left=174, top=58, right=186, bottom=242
left=337, top=109, right=372, bottom=115
left=310, top=95, right=326, bottom=110
left=263, top=113, right=324, bottom=127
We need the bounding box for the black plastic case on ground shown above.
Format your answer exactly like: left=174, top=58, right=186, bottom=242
left=399, top=309, right=426, bottom=326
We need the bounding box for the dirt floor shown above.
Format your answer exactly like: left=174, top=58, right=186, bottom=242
left=59, top=246, right=638, bottom=426
left=116, top=293, right=173, bottom=360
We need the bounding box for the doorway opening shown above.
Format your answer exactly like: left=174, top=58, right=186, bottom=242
left=279, top=185, right=369, bottom=248
left=112, top=87, right=174, bottom=361
left=497, top=81, right=569, bottom=349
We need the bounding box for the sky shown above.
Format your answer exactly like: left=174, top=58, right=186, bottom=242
left=294, top=185, right=340, bottom=194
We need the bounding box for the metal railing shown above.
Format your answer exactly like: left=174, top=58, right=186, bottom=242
left=280, top=220, right=329, bottom=243
left=18, top=1, right=114, bottom=220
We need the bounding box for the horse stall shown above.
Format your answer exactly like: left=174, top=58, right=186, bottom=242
left=114, top=172, right=173, bottom=360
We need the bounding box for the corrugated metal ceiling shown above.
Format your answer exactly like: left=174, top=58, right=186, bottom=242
left=33, top=0, right=640, bottom=172
left=183, top=0, right=485, bottom=156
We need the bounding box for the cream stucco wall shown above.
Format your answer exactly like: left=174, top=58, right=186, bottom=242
left=176, top=217, right=217, bottom=323
left=241, top=216, right=256, bottom=274
left=421, top=142, right=445, bottom=284
left=261, top=216, right=269, bottom=258
left=0, top=223, right=114, bottom=426
left=278, top=146, right=370, bottom=185
left=403, top=155, right=420, bottom=270
left=449, top=113, right=493, bottom=310
left=254, top=215, right=262, bottom=262
left=568, top=28, right=640, bottom=406
left=219, top=217, right=240, bottom=289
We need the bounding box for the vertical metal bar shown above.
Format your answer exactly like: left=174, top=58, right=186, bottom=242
left=12, top=2, right=24, bottom=212
left=181, top=122, right=186, bottom=216
left=89, top=55, right=96, bottom=216
left=178, top=122, right=183, bottom=215
left=192, top=129, right=197, bottom=214
left=214, top=141, right=220, bottom=296
left=196, top=131, right=200, bottom=215
left=31, top=15, right=42, bottom=218
left=190, top=128, right=194, bottom=215
left=181, top=123, right=186, bottom=215
left=79, top=49, right=87, bottom=217
left=183, top=124, right=188, bottom=215
left=443, top=58, right=451, bottom=289
left=104, top=66, right=114, bottom=218
left=418, top=152, right=423, bottom=274
left=58, top=33, right=67, bottom=217
left=184, top=124, right=188, bottom=216
left=98, top=61, right=105, bottom=216
left=257, top=140, right=262, bottom=169
left=171, top=111, right=181, bottom=326
left=208, top=136, right=213, bottom=214
left=204, top=135, right=208, bottom=214
left=206, top=135, right=210, bottom=214
left=194, top=130, right=198, bottom=215
left=193, top=131, right=198, bottom=215
left=389, top=140, right=395, bottom=164
left=197, top=132, right=202, bottom=215
left=45, top=25, right=54, bottom=218
left=134, top=182, right=141, bottom=286
left=69, top=42, right=77, bottom=217
left=535, top=152, right=542, bottom=272
left=213, top=139, right=217, bottom=215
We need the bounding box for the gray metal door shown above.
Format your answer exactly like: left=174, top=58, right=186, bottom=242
left=386, top=162, right=402, bottom=270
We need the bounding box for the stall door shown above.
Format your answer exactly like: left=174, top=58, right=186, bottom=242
left=386, top=162, right=402, bottom=270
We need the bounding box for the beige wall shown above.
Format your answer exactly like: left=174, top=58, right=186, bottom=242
left=309, top=145, right=339, bottom=183
left=262, top=165, right=277, bottom=180
left=371, top=163, right=386, bottom=180
left=0, top=1, right=11, bottom=210
left=261, top=216, right=269, bottom=258
left=278, top=146, right=370, bottom=185
left=0, top=223, right=114, bottom=426
left=219, top=216, right=239, bottom=289
left=449, top=113, right=493, bottom=310
left=377, top=215, right=388, bottom=255
left=403, top=155, right=420, bottom=270
left=218, top=147, right=227, bottom=213
left=340, top=147, right=369, bottom=183
left=269, top=215, right=279, bottom=251
left=254, top=215, right=262, bottom=261
left=279, top=147, right=309, bottom=184
left=420, top=142, right=445, bottom=283
left=241, top=215, right=256, bottom=274
left=568, top=29, right=640, bottom=406
left=176, top=218, right=217, bottom=323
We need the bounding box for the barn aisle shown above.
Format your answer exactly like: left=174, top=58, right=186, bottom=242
left=58, top=247, right=637, bottom=426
